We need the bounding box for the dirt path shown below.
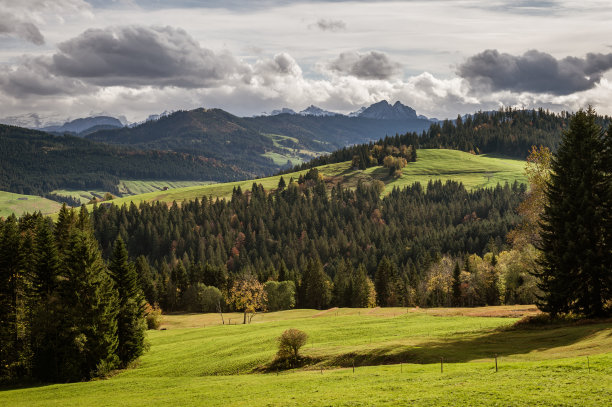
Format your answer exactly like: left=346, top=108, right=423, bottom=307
left=312, top=307, right=338, bottom=317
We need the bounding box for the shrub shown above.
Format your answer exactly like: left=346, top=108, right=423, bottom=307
left=144, top=303, right=162, bottom=330
left=276, top=328, right=308, bottom=366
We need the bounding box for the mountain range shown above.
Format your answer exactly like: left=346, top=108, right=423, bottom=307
left=85, top=103, right=432, bottom=176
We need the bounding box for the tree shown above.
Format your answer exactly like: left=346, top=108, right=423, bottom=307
left=537, top=108, right=611, bottom=317
left=0, top=215, right=21, bottom=379
left=452, top=261, right=462, bottom=307
left=264, top=280, right=296, bottom=311
left=375, top=256, right=395, bottom=306
left=229, top=276, right=267, bottom=323
left=29, top=218, right=62, bottom=380
left=508, top=145, right=552, bottom=248
left=276, top=328, right=308, bottom=366
left=109, top=238, right=146, bottom=367
left=56, top=228, right=119, bottom=380
left=301, top=258, right=332, bottom=310
left=352, top=264, right=377, bottom=308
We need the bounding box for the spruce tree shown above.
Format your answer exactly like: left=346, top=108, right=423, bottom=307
left=538, top=108, right=611, bottom=317
left=29, top=218, right=63, bottom=380
left=375, top=256, right=394, bottom=307
left=452, top=261, right=462, bottom=307
left=0, top=216, right=21, bottom=379
left=56, top=226, right=119, bottom=380
left=109, top=238, right=146, bottom=366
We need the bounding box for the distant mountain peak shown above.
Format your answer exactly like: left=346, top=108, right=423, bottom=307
left=298, top=105, right=337, bottom=117
left=358, top=100, right=418, bottom=120
left=268, top=108, right=297, bottom=116
left=41, top=116, right=124, bottom=135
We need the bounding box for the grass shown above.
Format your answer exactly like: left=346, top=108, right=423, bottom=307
left=0, top=191, right=62, bottom=218
left=79, top=149, right=527, bottom=213
left=1, top=306, right=610, bottom=406
left=51, top=180, right=215, bottom=204
left=3, top=149, right=527, bottom=216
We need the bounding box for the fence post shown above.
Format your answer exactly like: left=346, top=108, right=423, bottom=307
left=353, top=360, right=355, bottom=374
left=400, top=362, right=403, bottom=373
left=440, top=357, right=443, bottom=373
left=587, top=357, right=590, bottom=373
left=495, top=354, right=498, bottom=373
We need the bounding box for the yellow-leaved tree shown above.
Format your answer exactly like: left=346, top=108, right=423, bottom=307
left=229, top=276, right=267, bottom=324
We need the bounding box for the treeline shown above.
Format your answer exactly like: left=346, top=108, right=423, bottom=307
left=286, top=137, right=417, bottom=172
left=0, top=124, right=249, bottom=196
left=89, top=173, right=526, bottom=312
left=0, top=208, right=146, bottom=383
left=290, top=108, right=612, bottom=173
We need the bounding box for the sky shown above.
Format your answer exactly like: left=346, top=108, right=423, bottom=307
left=1, top=0, right=612, bottom=124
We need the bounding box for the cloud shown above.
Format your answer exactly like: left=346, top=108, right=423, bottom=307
left=49, top=25, right=244, bottom=88
left=310, top=18, right=346, bottom=32
left=327, top=51, right=402, bottom=80
left=0, top=0, right=91, bottom=45
left=0, top=12, right=45, bottom=45
left=458, top=49, right=612, bottom=95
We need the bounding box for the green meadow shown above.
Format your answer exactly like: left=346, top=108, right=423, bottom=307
left=2, top=306, right=610, bottom=406
left=79, top=149, right=527, bottom=212
left=0, top=149, right=527, bottom=217
left=0, top=191, right=62, bottom=218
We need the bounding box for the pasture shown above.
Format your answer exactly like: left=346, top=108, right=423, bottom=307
left=2, top=306, right=610, bottom=406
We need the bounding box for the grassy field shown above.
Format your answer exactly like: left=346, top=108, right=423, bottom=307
left=51, top=180, right=216, bottom=205
left=2, top=306, right=610, bottom=406
left=0, top=191, right=62, bottom=218
left=1, top=149, right=527, bottom=216
left=79, top=149, right=527, bottom=212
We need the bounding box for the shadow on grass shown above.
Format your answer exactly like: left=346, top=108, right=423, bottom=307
left=324, top=321, right=612, bottom=367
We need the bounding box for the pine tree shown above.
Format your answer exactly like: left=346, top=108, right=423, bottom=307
left=538, top=108, right=611, bottom=317
left=452, top=261, right=462, bottom=307
left=303, top=258, right=332, bottom=309
left=375, top=256, right=394, bottom=306
left=56, top=228, right=119, bottom=380
left=109, top=238, right=146, bottom=367
left=29, top=218, right=63, bottom=380
left=0, top=216, right=21, bottom=379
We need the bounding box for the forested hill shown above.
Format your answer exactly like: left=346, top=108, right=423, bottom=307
left=418, top=108, right=610, bottom=157
left=285, top=108, right=605, bottom=172
left=0, top=125, right=249, bottom=196
left=86, top=108, right=431, bottom=176
left=91, top=176, right=524, bottom=311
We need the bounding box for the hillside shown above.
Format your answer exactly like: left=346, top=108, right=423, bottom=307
left=2, top=307, right=610, bottom=406
left=85, top=149, right=526, bottom=210
left=0, top=124, right=249, bottom=197
left=86, top=106, right=432, bottom=175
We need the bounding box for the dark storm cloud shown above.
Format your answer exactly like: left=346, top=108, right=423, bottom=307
left=0, top=12, right=45, bottom=45
left=49, top=25, right=243, bottom=88
left=328, top=51, right=402, bottom=80
left=312, top=18, right=346, bottom=32
left=458, top=49, right=612, bottom=95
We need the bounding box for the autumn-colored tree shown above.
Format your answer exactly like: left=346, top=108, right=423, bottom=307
left=229, top=276, right=267, bottom=324
left=508, top=145, right=552, bottom=248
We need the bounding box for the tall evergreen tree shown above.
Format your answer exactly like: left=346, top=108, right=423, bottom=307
left=109, top=238, right=147, bottom=366
left=538, top=108, right=611, bottom=317
left=452, top=261, right=462, bottom=307
left=375, top=256, right=394, bottom=307
left=0, top=216, right=21, bottom=379
left=56, top=228, right=119, bottom=380
left=29, top=218, right=63, bottom=380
